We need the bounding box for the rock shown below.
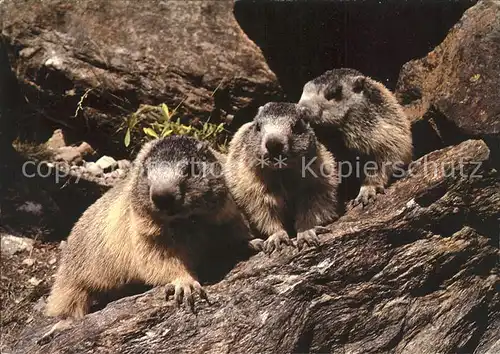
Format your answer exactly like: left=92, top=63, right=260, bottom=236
left=33, top=298, right=47, bottom=313
left=0, top=235, right=35, bottom=256
left=45, top=129, right=66, bottom=150
left=76, top=142, right=95, bottom=157
left=95, top=156, right=117, bottom=173
left=396, top=0, right=500, bottom=158
left=16, top=202, right=43, bottom=216
left=117, top=159, right=132, bottom=171
left=27, top=277, right=42, bottom=287
left=8, top=139, right=499, bottom=354
left=22, top=258, right=36, bottom=267
left=3, top=0, right=282, bottom=153
left=115, top=169, right=127, bottom=179
left=84, top=162, right=103, bottom=176
left=235, top=1, right=475, bottom=100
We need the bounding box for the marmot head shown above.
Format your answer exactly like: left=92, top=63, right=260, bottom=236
left=132, top=136, right=226, bottom=221
left=298, top=68, right=383, bottom=126
left=245, top=102, right=316, bottom=171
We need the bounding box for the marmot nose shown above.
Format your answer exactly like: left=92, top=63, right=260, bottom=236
left=150, top=187, right=179, bottom=212
left=265, top=138, right=284, bottom=156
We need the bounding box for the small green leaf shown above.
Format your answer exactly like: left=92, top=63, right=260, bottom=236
left=161, top=123, right=170, bottom=136
left=163, top=129, right=173, bottom=137
left=470, top=74, right=481, bottom=82
left=161, top=103, right=170, bottom=121
left=124, top=129, right=131, bottom=147
left=143, top=127, right=159, bottom=138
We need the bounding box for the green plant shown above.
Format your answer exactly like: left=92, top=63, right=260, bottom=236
left=123, top=103, right=228, bottom=151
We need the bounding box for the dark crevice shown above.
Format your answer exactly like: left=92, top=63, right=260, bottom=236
left=483, top=136, right=500, bottom=170
left=414, top=182, right=447, bottom=208
left=454, top=293, right=495, bottom=354
left=234, top=0, right=477, bottom=101
left=410, top=251, right=473, bottom=297
left=399, top=87, right=422, bottom=105
left=411, top=107, right=474, bottom=160
left=429, top=212, right=467, bottom=239
left=294, top=328, right=314, bottom=354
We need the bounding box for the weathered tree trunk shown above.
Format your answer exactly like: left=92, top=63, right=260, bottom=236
left=8, top=139, right=499, bottom=354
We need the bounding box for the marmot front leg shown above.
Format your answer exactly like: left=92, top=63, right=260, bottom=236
left=263, top=229, right=293, bottom=254
left=164, top=276, right=208, bottom=311
left=350, top=162, right=389, bottom=208
left=295, top=223, right=334, bottom=250
left=296, top=228, right=320, bottom=250
left=140, top=255, right=208, bottom=312
left=253, top=205, right=294, bottom=255
left=295, top=186, right=338, bottom=250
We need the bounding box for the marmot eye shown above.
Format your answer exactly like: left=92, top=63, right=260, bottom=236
left=254, top=122, right=261, bottom=132
left=325, top=85, right=342, bottom=101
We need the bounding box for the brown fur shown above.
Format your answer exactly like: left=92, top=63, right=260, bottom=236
left=46, top=136, right=248, bottom=319
left=224, top=103, right=339, bottom=253
left=298, top=68, right=413, bottom=207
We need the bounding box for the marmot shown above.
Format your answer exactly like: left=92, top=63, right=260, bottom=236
left=298, top=68, right=413, bottom=208
left=46, top=135, right=249, bottom=319
left=224, top=102, right=339, bottom=254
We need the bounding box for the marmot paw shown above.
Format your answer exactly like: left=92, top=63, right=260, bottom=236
left=296, top=228, right=321, bottom=250
left=165, top=278, right=209, bottom=312
left=349, top=185, right=385, bottom=209
left=263, top=230, right=293, bottom=254
left=248, top=238, right=265, bottom=252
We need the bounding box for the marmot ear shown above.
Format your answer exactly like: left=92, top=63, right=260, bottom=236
left=352, top=76, right=366, bottom=93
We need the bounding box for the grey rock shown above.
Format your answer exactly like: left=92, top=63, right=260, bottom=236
left=22, top=258, right=36, bottom=266
left=16, top=202, right=43, bottom=216
left=33, top=298, right=46, bottom=313
left=45, top=129, right=66, bottom=150
left=58, top=241, right=67, bottom=250
left=28, top=277, right=42, bottom=286
left=54, top=146, right=83, bottom=165
left=1, top=234, right=35, bottom=256
left=3, top=0, right=282, bottom=153
left=117, top=159, right=132, bottom=171
left=115, top=169, right=127, bottom=179
left=84, top=162, right=103, bottom=176
left=396, top=0, right=500, bottom=158
left=95, top=156, right=118, bottom=173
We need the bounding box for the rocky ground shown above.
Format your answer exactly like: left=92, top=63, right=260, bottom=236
left=1, top=130, right=133, bottom=351
left=1, top=236, right=59, bottom=349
